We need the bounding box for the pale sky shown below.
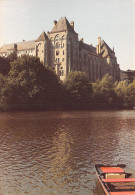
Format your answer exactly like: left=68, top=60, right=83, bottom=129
left=0, top=0, right=135, bottom=70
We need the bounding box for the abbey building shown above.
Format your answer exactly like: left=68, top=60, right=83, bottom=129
left=0, top=17, right=120, bottom=82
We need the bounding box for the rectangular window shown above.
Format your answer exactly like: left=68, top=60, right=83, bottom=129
left=63, top=50, right=64, bottom=55
left=56, top=51, right=59, bottom=55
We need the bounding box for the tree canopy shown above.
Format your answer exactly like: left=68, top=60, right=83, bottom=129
left=64, top=71, right=92, bottom=103
left=92, top=74, right=117, bottom=103
left=0, top=56, right=10, bottom=75
left=1, top=55, right=62, bottom=109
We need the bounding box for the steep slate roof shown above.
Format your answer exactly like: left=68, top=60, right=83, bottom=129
left=0, top=40, right=35, bottom=53
left=0, top=43, right=16, bottom=53
left=79, top=41, right=96, bottom=54
left=101, top=40, right=115, bottom=58
left=17, top=40, right=35, bottom=51
left=50, top=17, right=77, bottom=34
left=35, top=31, right=48, bottom=42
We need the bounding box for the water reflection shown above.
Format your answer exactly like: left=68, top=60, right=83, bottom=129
left=43, top=123, right=73, bottom=194
left=0, top=111, right=135, bottom=194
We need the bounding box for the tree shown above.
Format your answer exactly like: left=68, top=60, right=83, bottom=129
left=92, top=74, right=117, bottom=103
left=1, top=55, right=62, bottom=109
left=0, top=56, right=10, bottom=75
left=7, top=51, right=17, bottom=63
left=63, top=71, right=92, bottom=103
left=124, top=80, right=135, bottom=108
left=114, top=80, right=128, bottom=104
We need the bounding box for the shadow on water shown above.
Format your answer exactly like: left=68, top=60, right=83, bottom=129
left=93, top=180, right=106, bottom=195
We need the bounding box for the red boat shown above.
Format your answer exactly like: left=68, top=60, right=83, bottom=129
left=95, top=164, right=135, bottom=195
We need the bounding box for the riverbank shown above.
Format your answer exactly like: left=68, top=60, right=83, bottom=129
left=0, top=102, right=130, bottom=111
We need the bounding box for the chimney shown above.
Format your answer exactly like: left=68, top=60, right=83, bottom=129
left=70, top=21, right=74, bottom=29
left=54, top=20, right=57, bottom=27
left=96, top=45, right=99, bottom=54
left=98, top=37, right=101, bottom=45
left=80, top=38, right=84, bottom=42
left=97, top=37, right=101, bottom=54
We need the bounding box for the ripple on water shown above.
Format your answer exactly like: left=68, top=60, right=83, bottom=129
left=0, top=110, right=135, bottom=194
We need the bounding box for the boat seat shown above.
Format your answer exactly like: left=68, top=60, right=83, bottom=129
left=101, top=167, right=125, bottom=173
left=103, top=178, right=135, bottom=183
left=110, top=192, right=135, bottom=194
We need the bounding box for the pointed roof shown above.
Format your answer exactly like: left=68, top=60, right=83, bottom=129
left=79, top=41, right=96, bottom=54
left=101, top=40, right=115, bottom=58
left=0, top=40, right=35, bottom=53
left=50, top=17, right=77, bottom=34
left=17, top=40, right=35, bottom=51
left=35, top=31, right=48, bottom=42
left=0, top=43, right=15, bottom=53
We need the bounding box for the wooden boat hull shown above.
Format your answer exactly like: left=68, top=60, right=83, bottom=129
left=96, top=170, right=110, bottom=195
left=95, top=164, right=135, bottom=195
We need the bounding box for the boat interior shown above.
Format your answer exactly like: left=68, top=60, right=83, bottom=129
left=106, top=180, right=135, bottom=192
left=95, top=164, right=135, bottom=193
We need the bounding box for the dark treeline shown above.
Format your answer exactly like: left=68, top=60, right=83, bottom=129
left=0, top=55, right=135, bottom=111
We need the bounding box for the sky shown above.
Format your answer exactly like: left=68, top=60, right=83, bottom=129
left=0, top=0, right=135, bottom=70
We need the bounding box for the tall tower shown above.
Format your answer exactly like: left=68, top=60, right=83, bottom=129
left=48, top=17, right=79, bottom=80
left=35, top=31, right=50, bottom=66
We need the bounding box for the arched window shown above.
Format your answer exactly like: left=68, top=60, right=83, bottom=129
left=55, top=42, right=60, bottom=49
left=55, top=34, right=59, bottom=41
left=62, top=35, right=65, bottom=40
left=50, top=37, right=53, bottom=42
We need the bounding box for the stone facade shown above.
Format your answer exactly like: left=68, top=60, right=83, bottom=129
left=121, top=70, right=135, bottom=83
left=0, top=17, right=120, bottom=82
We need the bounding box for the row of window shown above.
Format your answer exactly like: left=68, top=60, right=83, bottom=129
left=0, top=49, right=34, bottom=57
left=56, top=50, right=64, bottom=55
left=18, top=50, right=34, bottom=54
left=52, top=42, right=65, bottom=49
left=51, top=35, right=65, bottom=41
left=55, top=58, right=64, bottom=63
left=59, top=70, right=64, bottom=76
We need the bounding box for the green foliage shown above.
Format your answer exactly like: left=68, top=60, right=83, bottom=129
left=0, top=54, right=135, bottom=110
left=114, top=79, right=135, bottom=108
left=7, top=51, right=17, bottom=63
left=1, top=55, right=62, bottom=109
left=0, top=52, right=17, bottom=76
left=114, top=80, right=128, bottom=103
left=64, top=71, right=92, bottom=103
left=124, top=80, right=135, bottom=108
left=92, top=74, right=117, bottom=103
left=0, top=56, right=10, bottom=75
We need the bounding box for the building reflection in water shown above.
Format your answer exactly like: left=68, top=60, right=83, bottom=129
left=42, top=122, right=74, bottom=194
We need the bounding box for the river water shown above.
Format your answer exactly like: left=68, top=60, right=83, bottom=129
left=0, top=110, right=135, bottom=195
